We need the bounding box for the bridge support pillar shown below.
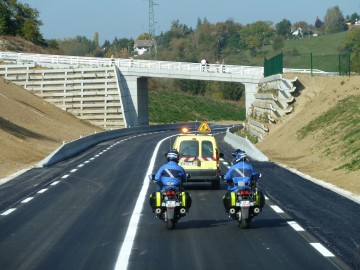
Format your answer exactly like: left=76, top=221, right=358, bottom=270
left=244, top=83, right=258, bottom=116
left=116, top=68, right=149, bottom=127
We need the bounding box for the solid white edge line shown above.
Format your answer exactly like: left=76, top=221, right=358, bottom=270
left=1, top=208, right=16, bottom=215
left=310, top=243, right=335, bottom=257
left=114, top=134, right=177, bottom=270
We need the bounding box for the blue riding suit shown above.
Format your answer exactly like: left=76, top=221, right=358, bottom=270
left=155, top=161, right=187, bottom=192
left=225, top=161, right=258, bottom=192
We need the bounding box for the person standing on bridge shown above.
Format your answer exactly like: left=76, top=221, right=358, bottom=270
left=201, top=59, right=206, bottom=72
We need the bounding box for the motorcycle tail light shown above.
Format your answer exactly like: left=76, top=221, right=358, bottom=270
left=239, top=190, right=249, bottom=196
left=166, top=190, right=176, bottom=196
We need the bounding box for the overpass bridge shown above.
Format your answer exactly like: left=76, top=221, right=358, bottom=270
left=0, top=52, right=264, bottom=129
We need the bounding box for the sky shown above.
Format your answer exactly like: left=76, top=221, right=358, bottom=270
left=20, top=0, right=360, bottom=44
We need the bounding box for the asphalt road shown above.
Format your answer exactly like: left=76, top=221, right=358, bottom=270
left=0, top=124, right=358, bottom=270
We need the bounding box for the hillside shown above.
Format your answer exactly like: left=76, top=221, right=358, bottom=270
left=257, top=73, right=360, bottom=195
left=0, top=78, right=104, bottom=181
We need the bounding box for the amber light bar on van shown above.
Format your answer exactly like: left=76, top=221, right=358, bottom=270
left=181, top=127, right=189, bottom=134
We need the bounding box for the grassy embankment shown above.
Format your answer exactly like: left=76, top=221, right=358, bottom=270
left=297, top=94, right=360, bottom=171
left=148, top=91, right=246, bottom=123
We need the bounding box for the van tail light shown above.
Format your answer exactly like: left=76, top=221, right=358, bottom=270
left=216, top=149, right=220, bottom=164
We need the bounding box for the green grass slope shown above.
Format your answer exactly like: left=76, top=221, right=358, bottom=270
left=148, top=91, right=245, bottom=123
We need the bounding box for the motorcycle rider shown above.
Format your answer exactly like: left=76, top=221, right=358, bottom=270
left=154, top=149, right=187, bottom=192
left=223, top=150, right=262, bottom=211
left=225, top=150, right=259, bottom=191
left=149, top=149, right=192, bottom=211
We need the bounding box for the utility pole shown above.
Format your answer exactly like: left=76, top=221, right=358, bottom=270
left=148, top=0, right=157, bottom=55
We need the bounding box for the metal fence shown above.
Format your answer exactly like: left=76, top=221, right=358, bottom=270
left=283, top=52, right=351, bottom=76
left=264, top=53, right=283, bottom=77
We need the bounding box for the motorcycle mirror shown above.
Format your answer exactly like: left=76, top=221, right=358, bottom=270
left=186, top=173, right=191, bottom=180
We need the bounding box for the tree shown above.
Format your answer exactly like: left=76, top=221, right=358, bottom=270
left=344, top=28, right=360, bottom=72
left=18, top=4, right=43, bottom=44
left=0, top=1, right=11, bottom=35
left=0, top=0, right=44, bottom=44
left=323, top=6, right=348, bottom=34
left=314, top=17, right=323, bottom=28
left=276, top=19, right=291, bottom=37
left=272, top=35, right=285, bottom=52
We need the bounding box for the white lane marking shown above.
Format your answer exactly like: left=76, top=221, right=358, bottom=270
left=287, top=221, right=305, bottom=231
left=310, top=243, right=335, bottom=257
left=114, top=134, right=177, bottom=270
left=61, top=174, right=69, bottom=179
left=270, top=205, right=284, bottom=213
left=37, top=189, right=48, bottom=194
left=77, top=164, right=84, bottom=168
left=1, top=208, right=16, bottom=215
left=21, top=197, right=34, bottom=203
left=51, top=181, right=60, bottom=186
left=70, top=169, right=78, bottom=173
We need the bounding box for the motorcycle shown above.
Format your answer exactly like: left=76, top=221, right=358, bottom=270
left=223, top=173, right=265, bottom=229
left=148, top=174, right=191, bottom=230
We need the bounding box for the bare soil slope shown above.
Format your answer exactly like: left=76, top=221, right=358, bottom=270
left=257, top=73, right=360, bottom=195
left=0, top=78, right=104, bottom=180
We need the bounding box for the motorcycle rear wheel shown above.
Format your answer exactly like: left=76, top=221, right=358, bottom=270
left=167, top=218, right=175, bottom=230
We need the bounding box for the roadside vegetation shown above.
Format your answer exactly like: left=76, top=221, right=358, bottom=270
left=148, top=90, right=245, bottom=123
left=297, top=94, right=360, bottom=171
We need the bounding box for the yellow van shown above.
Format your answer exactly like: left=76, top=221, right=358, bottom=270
left=172, top=130, right=223, bottom=189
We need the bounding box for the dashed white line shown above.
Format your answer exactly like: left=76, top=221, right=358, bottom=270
left=37, top=189, right=48, bottom=194
left=1, top=208, right=16, bottom=216
left=51, top=181, right=60, bottom=186
left=21, top=197, right=34, bottom=203
left=310, top=243, right=335, bottom=257
left=61, top=174, right=70, bottom=179
left=270, top=205, right=284, bottom=213
left=287, top=221, right=305, bottom=231
left=70, top=169, right=78, bottom=173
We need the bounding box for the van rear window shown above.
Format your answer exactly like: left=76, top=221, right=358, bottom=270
left=202, top=141, right=214, bottom=157
left=179, top=141, right=199, bottom=157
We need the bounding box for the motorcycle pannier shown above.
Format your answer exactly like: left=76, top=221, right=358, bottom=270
left=223, top=191, right=236, bottom=210
left=181, top=191, right=192, bottom=209
left=149, top=192, right=162, bottom=209
left=255, top=190, right=265, bottom=208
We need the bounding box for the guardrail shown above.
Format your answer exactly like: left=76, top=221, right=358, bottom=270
left=0, top=51, right=264, bottom=76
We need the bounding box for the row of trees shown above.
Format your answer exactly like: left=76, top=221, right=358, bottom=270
left=0, top=0, right=44, bottom=45
left=2, top=2, right=360, bottom=98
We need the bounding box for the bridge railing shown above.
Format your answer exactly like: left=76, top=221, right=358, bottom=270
left=0, top=51, right=264, bottom=76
